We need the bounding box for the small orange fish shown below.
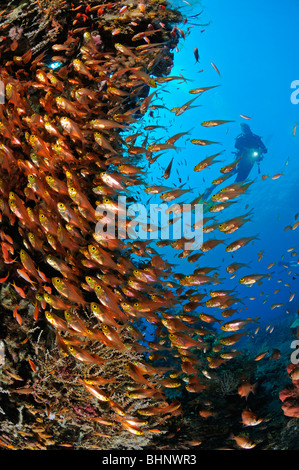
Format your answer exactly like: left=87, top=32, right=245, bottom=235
left=191, top=138, right=220, bottom=146
left=79, top=378, right=110, bottom=401
left=199, top=410, right=217, bottom=418
left=241, top=410, right=263, bottom=426
left=211, top=61, right=220, bottom=76
left=254, top=351, right=268, bottom=361
left=239, top=114, right=252, bottom=120
left=194, top=152, right=223, bottom=171
left=164, top=157, right=174, bottom=179
left=11, top=282, right=26, bottom=298
left=170, top=96, right=199, bottom=116
left=189, top=85, right=220, bottom=94
left=67, top=345, right=105, bottom=365
left=231, top=434, right=256, bottom=449
left=27, top=358, right=37, bottom=373
left=271, top=303, right=283, bottom=310
left=0, top=273, right=9, bottom=283
left=201, top=119, right=234, bottom=127
left=238, top=381, right=256, bottom=400
left=272, top=173, right=283, bottom=180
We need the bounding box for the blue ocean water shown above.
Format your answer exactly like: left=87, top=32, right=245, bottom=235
left=131, top=0, right=299, bottom=355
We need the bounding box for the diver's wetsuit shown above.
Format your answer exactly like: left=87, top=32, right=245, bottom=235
left=234, top=132, right=267, bottom=155
left=234, top=149, right=258, bottom=182
left=234, top=131, right=267, bottom=182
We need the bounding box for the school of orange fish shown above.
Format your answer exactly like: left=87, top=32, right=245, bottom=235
left=0, top=0, right=298, bottom=450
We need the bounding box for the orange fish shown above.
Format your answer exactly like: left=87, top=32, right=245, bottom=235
left=241, top=410, right=263, bottom=426
left=211, top=61, right=220, bottom=76
left=254, top=351, right=269, bottom=361
left=238, top=381, right=257, bottom=400
left=231, top=434, right=256, bottom=449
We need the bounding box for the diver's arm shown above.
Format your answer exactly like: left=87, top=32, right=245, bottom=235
left=253, top=135, right=267, bottom=153
left=257, top=139, right=267, bottom=153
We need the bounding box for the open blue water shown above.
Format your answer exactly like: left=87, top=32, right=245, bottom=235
left=129, top=0, right=299, bottom=355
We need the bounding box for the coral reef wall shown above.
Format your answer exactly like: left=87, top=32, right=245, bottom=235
left=0, top=0, right=188, bottom=450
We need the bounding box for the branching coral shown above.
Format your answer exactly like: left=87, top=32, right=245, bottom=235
left=214, top=370, right=239, bottom=397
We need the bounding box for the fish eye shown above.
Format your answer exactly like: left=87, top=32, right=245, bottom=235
left=134, top=302, right=139, bottom=308
left=58, top=203, right=64, bottom=209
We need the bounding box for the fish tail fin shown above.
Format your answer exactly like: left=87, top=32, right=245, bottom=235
left=253, top=233, right=261, bottom=241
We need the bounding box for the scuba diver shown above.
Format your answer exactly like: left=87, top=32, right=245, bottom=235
left=202, top=124, right=267, bottom=201
left=233, top=124, right=267, bottom=182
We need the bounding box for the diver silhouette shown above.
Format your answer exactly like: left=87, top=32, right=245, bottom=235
left=202, top=124, right=267, bottom=201
left=233, top=124, right=267, bottom=182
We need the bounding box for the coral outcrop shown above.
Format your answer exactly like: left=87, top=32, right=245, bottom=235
left=279, top=363, right=299, bottom=418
